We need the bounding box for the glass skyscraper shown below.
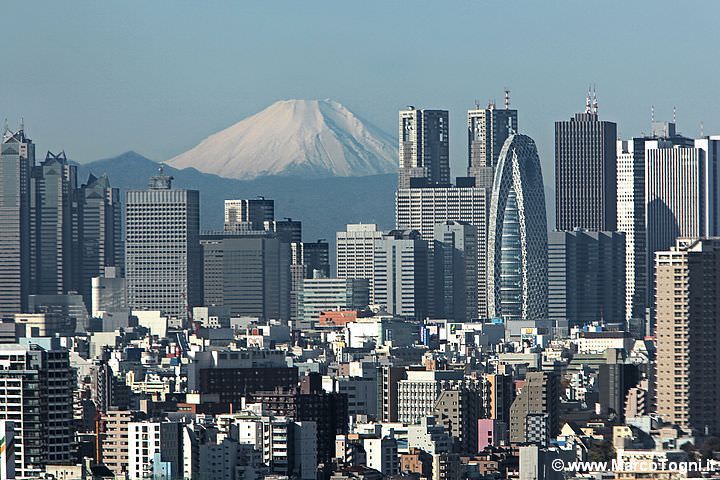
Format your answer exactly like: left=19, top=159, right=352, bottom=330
left=487, top=134, right=548, bottom=333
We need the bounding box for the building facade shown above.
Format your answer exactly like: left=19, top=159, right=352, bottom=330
left=125, top=171, right=202, bottom=321
left=433, top=221, right=478, bottom=322
left=547, top=230, right=625, bottom=333
left=467, top=101, right=518, bottom=190
left=655, top=238, right=720, bottom=435
left=398, top=108, right=450, bottom=189
left=555, top=99, right=617, bottom=231
left=487, top=134, right=548, bottom=333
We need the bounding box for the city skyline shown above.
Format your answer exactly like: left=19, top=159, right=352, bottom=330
left=1, top=1, right=718, bottom=181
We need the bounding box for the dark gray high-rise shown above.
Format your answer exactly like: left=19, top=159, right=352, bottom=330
left=555, top=97, right=617, bottom=231
left=201, top=229, right=291, bottom=321
left=547, top=230, right=625, bottom=333
left=80, top=174, right=122, bottom=306
left=433, top=221, right=478, bottom=322
left=30, top=151, right=81, bottom=296
left=0, top=127, right=34, bottom=317
left=398, top=108, right=450, bottom=189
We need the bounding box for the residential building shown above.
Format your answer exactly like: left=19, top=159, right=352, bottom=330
left=0, top=341, right=74, bottom=478
left=655, top=238, right=720, bottom=434
left=509, top=371, right=560, bottom=444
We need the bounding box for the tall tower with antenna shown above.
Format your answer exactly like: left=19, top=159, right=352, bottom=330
left=467, top=91, right=518, bottom=189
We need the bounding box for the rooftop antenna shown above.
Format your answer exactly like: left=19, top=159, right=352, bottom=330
left=651, top=105, right=655, bottom=123
left=592, top=85, right=598, bottom=115
left=673, top=106, right=677, bottom=124
left=474, top=99, right=481, bottom=109
left=701, top=121, right=704, bottom=137
left=504, top=89, right=510, bottom=110
left=2, top=118, right=7, bottom=134
left=20, top=117, right=24, bottom=132
left=585, top=86, right=592, bottom=114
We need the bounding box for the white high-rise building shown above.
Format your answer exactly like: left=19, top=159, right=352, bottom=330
left=298, top=278, right=369, bottom=329
left=644, top=136, right=720, bottom=330
left=396, top=186, right=488, bottom=317
left=125, top=170, right=201, bottom=321
left=373, top=230, right=428, bottom=319
left=336, top=224, right=383, bottom=299
left=616, top=123, right=693, bottom=326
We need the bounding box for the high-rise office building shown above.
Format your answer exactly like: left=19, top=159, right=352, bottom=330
left=555, top=95, right=617, bottom=231
left=80, top=174, right=122, bottom=306
left=645, top=136, right=719, bottom=330
left=0, top=341, right=74, bottom=478
left=0, top=127, right=34, bottom=317
left=224, top=198, right=274, bottom=230
left=467, top=98, right=518, bottom=190
left=655, top=238, right=720, bottom=435
left=547, top=230, right=625, bottom=333
left=433, top=221, right=478, bottom=322
left=398, top=108, right=450, bottom=189
left=30, top=151, right=82, bottom=296
left=336, top=224, right=383, bottom=299
left=373, top=230, right=428, bottom=319
left=616, top=123, right=693, bottom=324
left=396, top=187, right=488, bottom=317
left=487, top=134, right=548, bottom=333
left=125, top=170, right=201, bottom=321
left=201, top=230, right=291, bottom=321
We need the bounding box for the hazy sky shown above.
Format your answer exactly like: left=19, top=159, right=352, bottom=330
left=2, top=0, right=719, bottom=179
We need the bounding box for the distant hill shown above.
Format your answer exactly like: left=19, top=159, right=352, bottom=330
left=166, top=99, right=397, bottom=180
left=77, top=151, right=397, bottom=251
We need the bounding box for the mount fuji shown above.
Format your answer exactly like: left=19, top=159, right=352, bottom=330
left=166, top=99, right=397, bottom=179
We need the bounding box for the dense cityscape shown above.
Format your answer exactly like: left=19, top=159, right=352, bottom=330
left=1, top=87, right=719, bottom=480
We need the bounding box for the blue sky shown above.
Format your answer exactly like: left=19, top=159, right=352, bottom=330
left=2, top=0, right=719, bottom=180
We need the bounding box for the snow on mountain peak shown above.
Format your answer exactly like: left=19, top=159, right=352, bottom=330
left=166, top=99, right=397, bottom=179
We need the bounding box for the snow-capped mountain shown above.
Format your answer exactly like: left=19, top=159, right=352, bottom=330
left=166, top=99, right=397, bottom=179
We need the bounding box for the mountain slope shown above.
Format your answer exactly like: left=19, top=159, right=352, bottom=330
left=166, top=99, right=397, bottom=180
left=78, top=152, right=396, bottom=248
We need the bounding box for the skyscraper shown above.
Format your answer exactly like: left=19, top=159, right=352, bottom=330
left=645, top=136, right=719, bottom=330
left=200, top=229, right=291, bottom=321
left=0, top=127, right=34, bottom=317
left=30, top=151, right=82, bottom=296
left=433, top=221, right=478, bottom=322
left=396, top=187, right=487, bottom=317
left=373, top=230, right=428, bottom=319
left=0, top=341, right=74, bottom=478
left=125, top=169, right=201, bottom=321
left=547, top=230, right=625, bottom=333
left=398, top=108, right=450, bottom=189
left=655, top=238, right=720, bottom=435
left=224, top=197, right=274, bottom=230
left=336, top=224, right=383, bottom=300
left=555, top=94, right=617, bottom=231
left=80, top=174, right=122, bottom=306
left=616, top=123, right=693, bottom=324
left=467, top=97, right=518, bottom=190
left=487, top=134, right=548, bottom=333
